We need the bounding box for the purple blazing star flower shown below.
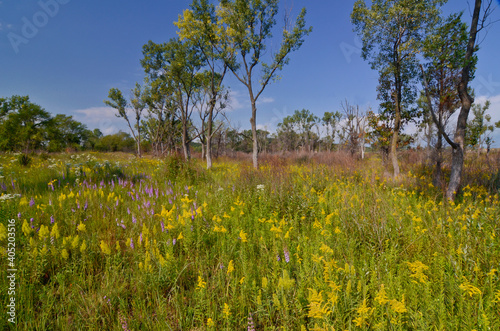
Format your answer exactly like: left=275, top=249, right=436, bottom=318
left=17, top=212, right=21, bottom=219
left=130, top=238, right=134, bottom=249
left=127, top=208, right=130, bottom=215
left=29, top=197, right=35, bottom=207
left=84, top=201, right=88, bottom=210
left=172, top=238, right=176, bottom=246
left=139, top=233, right=143, bottom=244
left=284, top=248, right=290, bottom=263
left=277, top=254, right=281, bottom=262
left=247, top=315, right=255, bottom=331
left=50, top=215, right=55, bottom=224
left=132, top=215, right=137, bottom=224
left=161, top=221, right=165, bottom=232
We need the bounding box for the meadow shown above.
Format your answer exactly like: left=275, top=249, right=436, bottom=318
left=1, top=151, right=499, bottom=330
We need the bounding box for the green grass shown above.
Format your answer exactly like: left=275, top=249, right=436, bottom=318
left=0, top=152, right=499, bottom=330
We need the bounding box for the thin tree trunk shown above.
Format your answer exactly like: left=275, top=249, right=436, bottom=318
left=446, top=0, right=481, bottom=200
left=391, top=102, right=401, bottom=177
left=433, top=131, right=443, bottom=187
left=250, top=98, right=258, bottom=169
left=136, top=117, right=142, bottom=158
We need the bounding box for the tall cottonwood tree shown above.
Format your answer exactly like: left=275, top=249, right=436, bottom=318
left=352, top=0, right=444, bottom=177
left=420, top=13, right=468, bottom=187
left=175, top=0, right=229, bottom=169
left=421, top=0, right=495, bottom=200
left=142, top=38, right=205, bottom=161
left=104, top=84, right=145, bottom=157
left=213, top=0, right=311, bottom=169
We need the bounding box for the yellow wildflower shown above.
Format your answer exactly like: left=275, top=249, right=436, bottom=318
left=197, top=276, right=206, bottom=289
left=100, top=240, right=111, bottom=255
left=375, top=284, right=388, bottom=305
left=77, top=222, right=86, bottom=232
left=222, top=303, right=231, bottom=319
left=80, top=240, right=87, bottom=253
left=0, top=223, right=6, bottom=241
left=227, top=260, right=234, bottom=274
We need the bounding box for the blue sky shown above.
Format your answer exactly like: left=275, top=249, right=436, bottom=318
left=1, top=0, right=499, bottom=146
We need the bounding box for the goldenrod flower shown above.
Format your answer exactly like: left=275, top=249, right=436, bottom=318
left=80, top=240, right=87, bottom=253
left=100, top=240, right=111, bottom=255
left=197, top=276, right=206, bottom=289
left=227, top=260, right=234, bottom=274
left=77, top=222, right=86, bottom=232
left=222, top=303, right=231, bottom=319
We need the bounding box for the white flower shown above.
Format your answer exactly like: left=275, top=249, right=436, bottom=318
left=256, top=184, right=265, bottom=191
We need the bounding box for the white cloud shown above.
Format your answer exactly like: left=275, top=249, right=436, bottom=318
left=226, top=90, right=246, bottom=111
left=257, top=96, right=275, bottom=105
left=72, top=107, right=128, bottom=135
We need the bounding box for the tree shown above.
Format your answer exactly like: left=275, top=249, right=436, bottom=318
left=322, top=111, right=342, bottom=152
left=142, top=38, right=205, bottom=161
left=466, top=100, right=492, bottom=153
left=141, top=78, right=180, bottom=156
left=213, top=0, right=311, bottom=169
left=420, top=13, right=468, bottom=186
left=421, top=0, right=495, bottom=200
left=0, top=95, right=51, bottom=153
left=46, top=114, right=91, bottom=152
left=175, top=0, right=230, bottom=169
left=352, top=0, right=444, bottom=176
left=338, top=101, right=368, bottom=158
left=104, top=85, right=145, bottom=157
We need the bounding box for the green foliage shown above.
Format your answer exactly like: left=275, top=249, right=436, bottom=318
left=466, top=100, right=492, bottom=149
left=17, top=153, right=32, bottom=167
left=277, top=109, right=319, bottom=151
left=0, top=95, right=52, bottom=153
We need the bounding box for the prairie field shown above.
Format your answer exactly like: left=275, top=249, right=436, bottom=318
left=1, top=152, right=500, bottom=330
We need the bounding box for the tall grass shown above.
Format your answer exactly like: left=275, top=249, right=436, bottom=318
left=0, top=151, right=499, bottom=330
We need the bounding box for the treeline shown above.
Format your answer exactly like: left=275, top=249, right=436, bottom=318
left=0, top=95, right=136, bottom=153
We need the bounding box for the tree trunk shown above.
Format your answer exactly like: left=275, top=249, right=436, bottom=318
left=201, top=141, right=205, bottom=161
left=250, top=99, right=259, bottom=169
left=433, top=131, right=443, bottom=187
left=390, top=102, right=401, bottom=177
left=182, top=124, right=190, bottom=161
left=136, top=118, right=142, bottom=158
left=446, top=0, right=481, bottom=200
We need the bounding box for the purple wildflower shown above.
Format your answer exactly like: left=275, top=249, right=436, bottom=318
left=161, top=221, right=165, bottom=232
left=17, top=212, right=21, bottom=219
left=130, top=238, right=134, bottom=249
left=277, top=254, right=281, bottom=262
left=139, top=233, right=143, bottom=244
left=172, top=238, right=176, bottom=246
left=127, top=208, right=130, bottom=215
left=50, top=215, right=55, bottom=224
left=247, top=314, right=255, bottom=331
left=29, top=197, right=35, bottom=207
left=132, top=215, right=136, bottom=224
left=284, top=248, right=290, bottom=263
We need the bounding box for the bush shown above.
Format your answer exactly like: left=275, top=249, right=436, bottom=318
left=17, top=153, right=32, bottom=167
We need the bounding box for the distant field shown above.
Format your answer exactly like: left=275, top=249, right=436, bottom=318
left=1, top=152, right=499, bottom=330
